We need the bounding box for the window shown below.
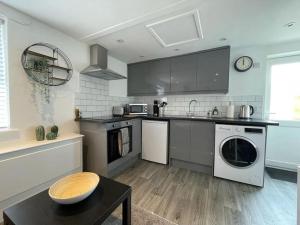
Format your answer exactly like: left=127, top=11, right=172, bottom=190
left=267, top=55, right=300, bottom=121
left=0, top=18, right=8, bottom=128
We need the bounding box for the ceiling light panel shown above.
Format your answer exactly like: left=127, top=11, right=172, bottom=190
left=146, top=9, right=203, bottom=48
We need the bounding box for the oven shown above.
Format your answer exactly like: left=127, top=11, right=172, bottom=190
left=125, top=104, right=148, bottom=115
left=106, top=121, right=132, bottom=164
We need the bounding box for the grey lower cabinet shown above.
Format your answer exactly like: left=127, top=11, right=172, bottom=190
left=169, top=120, right=190, bottom=161
left=169, top=120, right=215, bottom=174
left=131, top=118, right=142, bottom=155
left=189, top=121, right=215, bottom=166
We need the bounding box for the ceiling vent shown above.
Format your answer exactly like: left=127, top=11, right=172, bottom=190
left=146, top=10, right=203, bottom=48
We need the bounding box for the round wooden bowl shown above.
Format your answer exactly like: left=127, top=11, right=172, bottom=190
left=49, top=172, right=100, bottom=204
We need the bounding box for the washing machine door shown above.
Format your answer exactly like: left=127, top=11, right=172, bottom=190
left=220, top=136, right=258, bottom=168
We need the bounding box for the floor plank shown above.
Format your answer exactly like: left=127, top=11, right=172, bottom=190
left=114, top=160, right=297, bottom=225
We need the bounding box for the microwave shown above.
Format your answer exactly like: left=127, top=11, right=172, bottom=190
left=125, top=104, right=148, bottom=115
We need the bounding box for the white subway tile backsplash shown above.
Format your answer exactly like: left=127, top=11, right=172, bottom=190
left=135, top=94, right=264, bottom=119
left=76, top=76, right=264, bottom=119
left=75, top=75, right=135, bottom=117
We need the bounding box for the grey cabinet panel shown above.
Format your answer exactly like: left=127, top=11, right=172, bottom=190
left=190, top=121, right=215, bottom=166
left=147, top=59, right=171, bottom=94
left=197, top=47, right=230, bottom=92
left=169, top=120, right=190, bottom=161
left=128, top=46, right=230, bottom=95
left=128, top=62, right=152, bottom=95
left=169, top=120, right=215, bottom=168
left=132, top=119, right=142, bottom=155
left=170, top=54, right=197, bottom=92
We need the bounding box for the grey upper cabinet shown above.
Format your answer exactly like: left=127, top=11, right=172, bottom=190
left=132, top=119, right=142, bottom=155
left=127, top=46, right=230, bottom=96
left=197, top=47, right=230, bottom=93
left=127, top=62, right=152, bottom=95
left=147, top=59, right=171, bottom=94
left=169, top=120, right=190, bottom=161
left=169, top=120, right=215, bottom=167
left=170, top=54, right=198, bottom=92
left=190, top=121, right=215, bottom=166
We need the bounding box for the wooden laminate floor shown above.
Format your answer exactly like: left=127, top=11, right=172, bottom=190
left=114, top=160, right=297, bottom=225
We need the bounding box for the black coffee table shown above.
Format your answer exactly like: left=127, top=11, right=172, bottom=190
left=3, top=176, right=131, bottom=225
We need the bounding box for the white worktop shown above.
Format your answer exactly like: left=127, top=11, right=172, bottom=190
left=0, top=133, right=83, bottom=156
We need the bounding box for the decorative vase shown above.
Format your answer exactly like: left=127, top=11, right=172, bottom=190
left=51, top=125, right=59, bottom=137
left=46, top=132, right=56, bottom=140
left=35, top=125, right=45, bottom=141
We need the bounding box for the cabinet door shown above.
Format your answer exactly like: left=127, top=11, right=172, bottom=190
left=132, top=119, right=142, bottom=155
left=147, top=59, right=171, bottom=95
left=128, top=62, right=152, bottom=95
left=170, top=54, right=198, bottom=92
left=190, top=121, right=215, bottom=166
left=169, top=120, right=190, bottom=161
left=197, top=47, right=230, bottom=92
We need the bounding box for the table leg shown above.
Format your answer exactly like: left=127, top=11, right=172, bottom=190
left=122, top=194, right=131, bottom=225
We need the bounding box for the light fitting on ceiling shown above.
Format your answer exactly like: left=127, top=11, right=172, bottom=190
left=284, top=22, right=296, bottom=28
left=174, top=48, right=180, bottom=51
left=116, top=39, right=125, bottom=43
left=219, top=38, right=227, bottom=41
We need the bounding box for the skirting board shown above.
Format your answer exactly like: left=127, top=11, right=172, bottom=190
left=266, top=159, right=298, bottom=172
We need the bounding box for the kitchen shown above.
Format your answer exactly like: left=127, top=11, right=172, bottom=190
left=0, top=1, right=299, bottom=225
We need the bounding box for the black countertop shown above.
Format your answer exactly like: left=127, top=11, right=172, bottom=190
left=78, top=115, right=279, bottom=126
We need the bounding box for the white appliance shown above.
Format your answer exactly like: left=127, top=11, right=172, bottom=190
left=142, top=120, right=168, bottom=164
left=214, top=124, right=266, bottom=187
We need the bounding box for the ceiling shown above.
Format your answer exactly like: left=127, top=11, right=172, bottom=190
left=2, top=0, right=300, bottom=63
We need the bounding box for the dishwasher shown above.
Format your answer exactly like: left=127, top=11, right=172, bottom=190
left=142, top=120, right=168, bottom=164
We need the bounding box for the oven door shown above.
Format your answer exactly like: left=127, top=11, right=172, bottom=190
left=220, top=136, right=258, bottom=168
left=107, top=126, right=132, bottom=164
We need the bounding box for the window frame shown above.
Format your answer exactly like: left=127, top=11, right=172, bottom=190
left=265, top=54, right=300, bottom=127
left=0, top=16, right=10, bottom=129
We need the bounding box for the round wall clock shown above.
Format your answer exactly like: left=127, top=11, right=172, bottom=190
left=234, top=56, right=253, bottom=72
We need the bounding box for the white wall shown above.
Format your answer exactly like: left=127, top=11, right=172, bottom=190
left=0, top=3, right=89, bottom=140
left=228, top=46, right=267, bottom=96
left=0, top=3, right=128, bottom=141
left=108, top=55, right=128, bottom=97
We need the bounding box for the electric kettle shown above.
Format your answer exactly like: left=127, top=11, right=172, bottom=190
left=239, top=105, right=254, bottom=119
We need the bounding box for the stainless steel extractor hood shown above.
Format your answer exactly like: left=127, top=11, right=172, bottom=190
left=80, top=44, right=126, bottom=80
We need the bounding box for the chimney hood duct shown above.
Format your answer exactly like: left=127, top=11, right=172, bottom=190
left=80, top=44, right=126, bottom=80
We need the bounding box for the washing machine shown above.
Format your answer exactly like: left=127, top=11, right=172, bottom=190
left=214, top=124, right=266, bottom=187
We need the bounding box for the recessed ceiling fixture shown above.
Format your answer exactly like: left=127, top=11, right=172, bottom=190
left=284, top=22, right=296, bottom=28
left=116, top=39, right=125, bottom=43
left=219, top=38, right=227, bottom=41
left=174, top=48, right=180, bottom=51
